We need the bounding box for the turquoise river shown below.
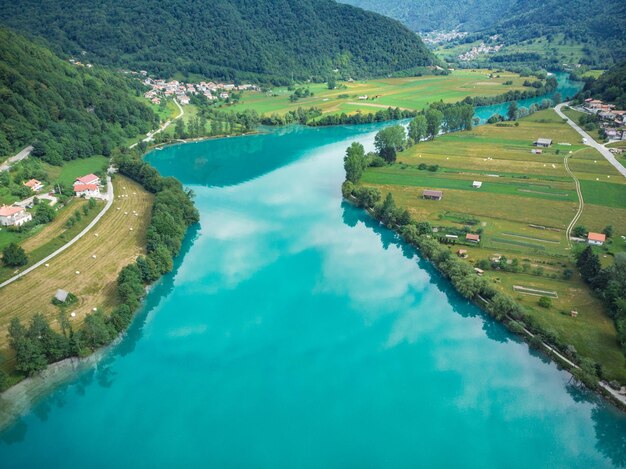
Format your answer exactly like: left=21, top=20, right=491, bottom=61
left=1, top=122, right=625, bottom=468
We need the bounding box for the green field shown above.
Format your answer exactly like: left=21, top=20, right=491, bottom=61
left=359, top=108, right=626, bottom=381
left=44, top=155, right=109, bottom=186
left=226, top=69, right=533, bottom=117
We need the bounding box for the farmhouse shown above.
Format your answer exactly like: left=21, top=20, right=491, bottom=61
left=472, top=181, right=482, bottom=188
left=75, top=173, right=100, bottom=185
left=466, top=233, right=481, bottom=243
left=457, top=249, right=468, bottom=258
left=0, top=205, right=32, bottom=227
left=74, top=183, right=100, bottom=198
left=23, top=179, right=43, bottom=192
left=531, top=149, right=543, bottom=155
left=423, top=190, right=443, bottom=200
left=587, top=232, right=606, bottom=246
left=534, top=138, right=552, bottom=148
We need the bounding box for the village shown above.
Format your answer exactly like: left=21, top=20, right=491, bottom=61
left=0, top=172, right=105, bottom=229
left=580, top=98, right=626, bottom=142
left=139, top=72, right=258, bottom=106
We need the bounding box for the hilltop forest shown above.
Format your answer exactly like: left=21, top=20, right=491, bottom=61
left=341, top=0, right=509, bottom=32
left=0, top=28, right=158, bottom=162
left=0, top=0, right=435, bottom=84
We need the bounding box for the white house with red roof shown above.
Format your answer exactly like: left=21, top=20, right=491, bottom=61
left=0, top=205, right=32, bottom=226
left=75, top=173, right=100, bottom=186
left=587, top=232, right=606, bottom=246
left=23, top=179, right=44, bottom=192
left=74, top=183, right=100, bottom=198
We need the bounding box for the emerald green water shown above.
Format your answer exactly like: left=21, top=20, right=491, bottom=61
left=1, top=123, right=625, bottom=467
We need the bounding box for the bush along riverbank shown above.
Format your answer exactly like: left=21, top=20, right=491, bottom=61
left=340, top=139, right=625, bottom=410
left=1, top=147, right=198, bottom=391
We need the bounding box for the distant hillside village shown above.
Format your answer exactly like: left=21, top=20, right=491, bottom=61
left=583, top=98, right=626, bottom=141
left=137, top=71, right=258, bottom=106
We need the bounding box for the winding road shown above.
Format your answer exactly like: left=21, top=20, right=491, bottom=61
left=1, top=99, right=185, bottom=289
left=0, top=175, right=114, bottom=289
left=555, top=102, right=626, bottom=178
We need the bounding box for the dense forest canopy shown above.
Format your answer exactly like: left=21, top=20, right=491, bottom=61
left=339, top=0, right=510, bottom=32
left=0, top=0, right=435, bottom=83
left=0, top=28, right=158, bottom=161
left=581, top=61, right=626, bottom=110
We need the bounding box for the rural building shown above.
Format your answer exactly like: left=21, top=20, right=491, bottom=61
left=457, top=249, right=468, bottom=258
left=54, top=289, right=69, bottom=303
left=423, top=190, right=443, bottom=200
left=534, top=138, right=552, bottom=148
left=75, top=173, right=100, bottom=185
left=474, top=267, right=484, bottom=276
left=466, top=233, right=480, bottom=243
left=74, top=183, right=100, bottom=198
left=0, top=205, right=32, bottom=226
left=472, top=181, right=482, bottom=188
left=23, top=179, right=43, bottom=192
left=587, top=232, right=606, bottom=246
left=531, top=149, right=543, bottom=155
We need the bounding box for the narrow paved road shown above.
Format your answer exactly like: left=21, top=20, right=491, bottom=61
left=555, top=102, right=626, bottom=178
left=0, top=98, right=184, bottom=288
left=0, top=177, right=114, bottom=289
left=0, top=146, right=33, bottom=172
left=130, top=98, right=184, bottom=149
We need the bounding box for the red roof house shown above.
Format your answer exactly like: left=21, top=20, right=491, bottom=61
left=75, top=173, right=100, bottom=185
left=587, top=232, right=606, bottom=246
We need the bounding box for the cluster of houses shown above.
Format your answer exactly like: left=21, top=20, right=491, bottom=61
left=458, top=42, right=503, bottom=62
left=142, top=74, right=258, bottom=106
left=583, top=99, right=626, bottom=141
left=0, top=173, right=102, bottom=228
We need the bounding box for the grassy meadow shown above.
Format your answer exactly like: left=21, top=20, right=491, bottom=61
left=359, top=109, right=626, bottom=380
left=0, top=176, right=152, bottom=368
left=226, top=69, right=532, bottom=117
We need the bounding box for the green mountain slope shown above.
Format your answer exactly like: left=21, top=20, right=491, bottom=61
left=0, top=28, right=158, bottom=162
left=0, top=0, right=435, bottom=83
left=582, top=61, right=626, bottom=109
left=342, top=0, right=626, bottom=69
left=339, top=0, right=510, bottom=32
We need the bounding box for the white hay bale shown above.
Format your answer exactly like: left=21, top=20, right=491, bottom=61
left=70, top=312, right=76, bottom=318
left=75, top=271, right=80, bottom=275
left=44, top=263, right=49, bottom=267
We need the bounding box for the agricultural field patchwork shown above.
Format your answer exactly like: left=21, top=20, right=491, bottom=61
left=360, top=109, right=626, bottom=381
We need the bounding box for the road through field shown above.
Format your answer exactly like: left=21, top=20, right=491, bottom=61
left=555, top=102, right=626, bottom=178
left=563, top=155, right=584, bottom=248
left=0, top=175, right=114, bottom=289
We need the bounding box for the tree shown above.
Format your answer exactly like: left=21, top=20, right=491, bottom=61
left=602, top=225, right=614, bottom=238
left=327, top=76, right=336, bottom=90
left=343, top=142, right=366, bottom=183
left=174, top=118, right=186, bottom=139
left=374, top=125, right=406, bottom=163
left=377, top=192, right=397, bottom=226
left=2, top=243, right=28, bottom=267
left=507, top=101, right=518, bottom=121
left=572, top=225, right=587, bottom=238
left=538, top=296, right=552, bottom=308
left=425, top=108, right=444, bottom=139
left=408, top=115, right=427, bottom=143
left=553, top=92, right=562, bottom=105
left=577, top=245, right=601, bottom=283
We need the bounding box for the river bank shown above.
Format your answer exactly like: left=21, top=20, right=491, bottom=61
left=345, top=193, right=626, bottom=412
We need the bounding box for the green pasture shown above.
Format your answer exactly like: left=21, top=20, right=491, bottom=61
left=44, top=155, right=109, bottom=187
left=226, top=69, right=533, bottom=117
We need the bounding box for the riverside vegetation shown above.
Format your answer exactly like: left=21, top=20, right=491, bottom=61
left=341, top=107, right=626, bottom=393
left=2, top=150, right=198, bottom=388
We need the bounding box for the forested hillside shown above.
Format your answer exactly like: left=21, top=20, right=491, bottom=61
left=344, top=0, right=626, bottom=69
left=0, top=0, right=435, bottom=83
left=486, top=0, right=626, bottom=68
left=340, top=0, right=510, bottom=32
left=581, top=61, right=626, bottom=109
left=0, top=28, right=158, bottom=163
